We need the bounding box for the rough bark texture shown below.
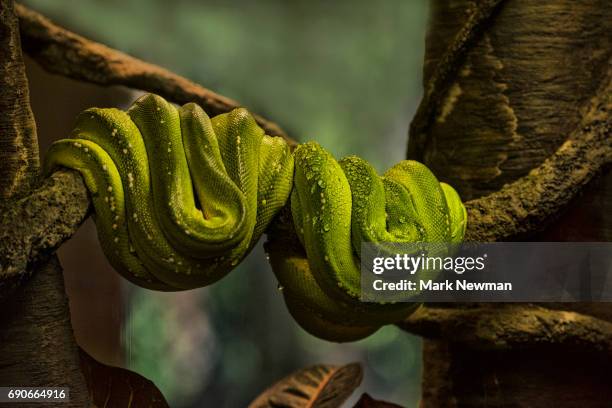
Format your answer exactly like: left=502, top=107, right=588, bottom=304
left=1, top=2, right=609, bottom=405
left=401, top=304, right=612, bottom=353
left=406, top=0, right=612, bottom=406
left=0, top=1, right=90, bottom=405
left=407, top=0, right=504, bottom=170
left=3, top=2, right=610, bottom=279
left=464, top=74, right=611, bottom=242
left=410, top=0, right=610, bottom=201
left=0, top=170, right=89, bottom=296
left=0, top=0, right=38, bottom=198
left=0, top=258, right=91, bottom=407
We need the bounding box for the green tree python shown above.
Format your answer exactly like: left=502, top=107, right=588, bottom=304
left=44, top=94, right=467, bottom=342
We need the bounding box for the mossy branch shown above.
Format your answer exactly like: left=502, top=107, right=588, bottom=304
left=464, top=72, right=611, bottom=242
left=0, top=1, right=91, bottom=404
left=398, top=303, right=612, bottom=353
left=1, top=3, right=610, bottom=294
left=407, top=0, right=505, bottom=161
left=0, top=170, right=89, bottom=295
left=15, top=3, right=292, bottom=144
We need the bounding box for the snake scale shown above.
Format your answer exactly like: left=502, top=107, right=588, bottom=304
left=45, top=94, right=467, bottom=342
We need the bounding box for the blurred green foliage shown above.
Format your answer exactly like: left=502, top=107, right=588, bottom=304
left=24, top=0, right=428, bottom=406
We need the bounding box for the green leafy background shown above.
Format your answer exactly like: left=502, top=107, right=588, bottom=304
left=24, top=1, right=428, bottom=406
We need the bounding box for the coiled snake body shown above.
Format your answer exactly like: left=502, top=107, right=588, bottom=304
left=45, top=94, right=466, bottom=342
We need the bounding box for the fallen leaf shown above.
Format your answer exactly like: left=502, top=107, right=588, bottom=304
left=249, top=363, right=363, bottom=408
left=79, top=347, right=169, bottom=407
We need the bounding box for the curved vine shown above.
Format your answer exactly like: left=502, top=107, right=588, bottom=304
left=44, top=93, right=466, bottom=341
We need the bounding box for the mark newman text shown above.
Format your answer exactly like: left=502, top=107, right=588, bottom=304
left=373, top=279, right=512, bottom=291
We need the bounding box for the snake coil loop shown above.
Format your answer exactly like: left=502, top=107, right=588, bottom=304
left=45, top=94, right=294, bottom=290
left=267, top=142, right=466, bottom=341
left=45, top=94, right=466, bottom=341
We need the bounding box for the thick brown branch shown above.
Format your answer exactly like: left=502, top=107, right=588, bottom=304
left=1, top=3, right=609, bottom=282
left=0, top=257, right=92, bottom=407
left=0, top=0, right=39, bottom=198
left=407, top=0, right=505, bottom=160
left=0, top=1, right=91, bottom=405
left=15, top=3, right=294, bottom=145
left=399, top=304, right=612, bottom=354
left=0, top=170, right=89, bottom=297
left=465, top=72, right=612, bottom=242
left=5, top=79, right=608, bottom=279
left=410, top=0, right=610, bottom=200
left=2, top=38, right=610, bottom=283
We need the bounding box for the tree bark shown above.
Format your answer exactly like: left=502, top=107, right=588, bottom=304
left=1, top=1, right=609, bottom=405
left=0, top=258, right=91, bottom=407
left=6, top=3, right=610, bottom=278
left=0, top=0, right=37, bottom=200
left=410, top=0, right=610, bottom=200
left=407, top=0, right=611, bottom=406
left=0, top=1, right=90, bottom=405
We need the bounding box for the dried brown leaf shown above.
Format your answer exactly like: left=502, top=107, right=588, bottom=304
left=249, top=363, right=363, bottom=408
left=79, top=347, right=169, bottom=408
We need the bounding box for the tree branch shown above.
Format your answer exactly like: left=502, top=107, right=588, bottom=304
left=15, top=3, right=293, bottom=144
left=0, top=170, right=89, bottom=296
left=0, top=257, right=92, bottom=407
left=464, top=72, right=611, bottom=242
left=1, top=3, right=610, bottom=285
left=0, top=0, right=40, bottom=289
left=408, top=0, right=610, bottom=200
left=407, top=0, right=505, bottom=161
left=0, top=1, right=91, bottom=404
left=0, top=0, right=39, bottom=198
left=398, top=303, right=612, bottom=355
